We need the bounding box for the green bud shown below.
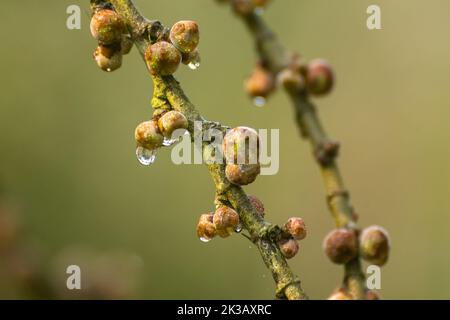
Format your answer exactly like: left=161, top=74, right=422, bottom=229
left=145, top=41, right=182, bottom=76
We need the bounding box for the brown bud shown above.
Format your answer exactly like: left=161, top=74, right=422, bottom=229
left=328, top=288, right=353, bottom=300
left=225, top=163, right=260, bottom=186
left=285, top=217, right=307, bottom=241
left=158, top=111, right=189, bottom=139
left=277, top=68, right=305, bottom=93
left=323, top=228, right=358, bottom=264
left=245, top=64, right=275, bottom=98
left=360, top=225, right=390, bottom=266
left=93, top=45, right=122, bottom=72
left=306, top=59, right=334, bottom=96
left=90, top=9, right=125, bottom=45
left=366, top=290, right=381, bottom=300
left=248, top=195, right=265, bottom=217
left=170, top=20, right=200, bottom=54
left=197, top=213, right=216, bottom=242
left=213, top=206, right=240, bottom=238
left=134, top=120, right=164, bottom=150
left=278, top=239, right=299, bottom=259
left=145, top=41, right=182, bottom=76
left=223, top=127, right=260, bottom=165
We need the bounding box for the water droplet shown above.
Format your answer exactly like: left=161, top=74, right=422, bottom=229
left=188, top=61, right=201, bottom=70
left=106, top=68, right=112, bottom=72
left=136, top=146, right=156, bottom=166
left=253, top=96, right=266, bottom=107
left=162, top=137, right=176, bottom=147
left=235, top=223, right=243, bottom=233
left=199, top=236, right=211, bottom=243
left=188, top=52, right=201, bottom=70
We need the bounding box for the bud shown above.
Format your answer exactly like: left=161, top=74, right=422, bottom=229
left=90, top=9, right=125, bottom=45
left=328, top=288, right=353, bottom=300
left=223, top=127, right=260, bottom=165
left=197, top=213, right=216, bottom=242
left=225, top=163, right=260, bottom=186
left=213, top=206, right=240, bottom=238
left=306, top=59, right=334, bottom=96
left=277, top=68, right=305, bottom=93
left=135, top=120, right=164, bottom=150
left=360, top=225, right=390, bottom=266
left=158, top=111, right=189, bottom=139
left=285, top=217, right=307, bottom=240
left=145, top=41, right=182, bottom=76
left=366, top=290, right=381, bottom=300
left=170, top=20, right=200, bottom=54
left=93, top=45, right=122, bottom=72
left=248, top=195, right=265, bottom=217
left=323, top=228, right=358, bottom=264
left=278, top=239, right=299, bottom=259
left=245, top=63, right=275, bottom=98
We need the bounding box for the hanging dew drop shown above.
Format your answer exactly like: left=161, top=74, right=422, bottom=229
left=235, top=223, right=243, bottom=233
left=254, top=7, right=265, bottom=16
left=253, top=96, right=266, bottom=107
left=188, top=61, right=201, bottom=70
left=136, top=146, right=157, bottom=166
left=162, top=137, right=176, bottom=147
left=199, top=236, right=211, bottom=243
left=188, top=52, right=201, bottom=70
left=106, top=68, right=112, bottom=72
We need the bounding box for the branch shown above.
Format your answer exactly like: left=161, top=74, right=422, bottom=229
left=97, top=0, right=308, bottom=300
left=228, top=8, right=366, bottom=298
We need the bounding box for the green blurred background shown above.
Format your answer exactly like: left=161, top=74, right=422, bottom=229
left=0, top=0, right=449, bottom=299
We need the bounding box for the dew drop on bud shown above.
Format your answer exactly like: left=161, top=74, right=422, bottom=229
left=253, top=96, right=266, bottom=107
left=199, top=236, right=212, bottom=243
left=254, top=7, right=265, bottom=16
left=106, top=68, right=112, bottom=72
left=235, top=223, right=243, bottom=233
left=136, top=146, right=157, bottom=166
left=162, top=137, right=176, bottom=147
left=188, top=60, right=201, bottom=70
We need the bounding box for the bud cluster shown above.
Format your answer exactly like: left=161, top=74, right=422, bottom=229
left=277, top=217, right=307, bottom=259
left=145, top=20, right=201, bottom=76
left=323, top=224, right=390, bottom=267
left=134, top=110, right=189, bottom=164
left=196, top=205, right=240, bottom=242
left=90, top=8, right=132, bottom=72
left=244, top=55, right=335, bottom=105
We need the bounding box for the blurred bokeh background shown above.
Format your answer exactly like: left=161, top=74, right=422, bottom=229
left=0, top=0, right=449, bottom=299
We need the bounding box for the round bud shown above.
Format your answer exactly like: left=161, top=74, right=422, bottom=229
left=366, top=290, right=381, bottom=300
left=121, top=35, right=133, bottom=55
left=328, top=288, right=353, bottom=300
left=93, top=45, right=122, bottom=72
left=225, top=163, right=260, bottom=186
left=248, top=195, right=265, bottom=217
left=213, top=206, right=240, bottom=238
left=277, top=68, right=305, bottom=93
left=278, top=239, right=299, bottom=259
left=305, top=59, right=334, bottom=96
left=90, top=9, right=125, bottom=45
left=223, top=127, right=260, bottom=165
left=134, top=120, right=164, bottom=150
left=170, top=20, right=200, bottom=54
left=245, top=64, right=275, bottom=98
left=197, top=213, right=216, bottom=242
left=285, top=217, right=307, bottom=241
left=323, top=228, right=358, bottom=264
left=145, top=41, right=182, bottom=76
left=158, top=111, right=189, bottom=139
left=360, top=225, right=390, bottom=266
